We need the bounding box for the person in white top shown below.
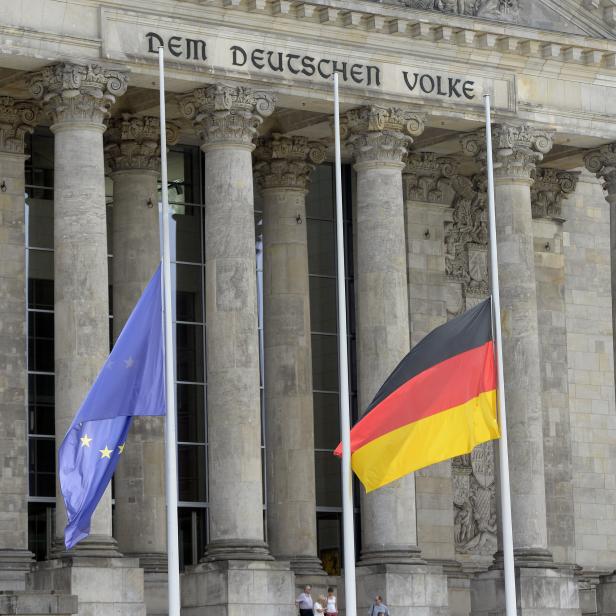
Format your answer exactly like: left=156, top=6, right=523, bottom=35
left=313, top=595, right=326, bottom=615
left=325, top=587, right=337, bottom=615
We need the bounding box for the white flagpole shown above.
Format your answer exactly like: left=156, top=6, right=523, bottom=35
left=158, top=46, right=181, bottom=616
left=483, top=94, right=517, bottom=616
left=333, top=73, right=357, bottom=616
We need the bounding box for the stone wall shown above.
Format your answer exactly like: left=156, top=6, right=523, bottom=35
left=562, top=170, right=616, bottom=573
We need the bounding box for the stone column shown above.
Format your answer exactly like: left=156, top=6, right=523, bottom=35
left=180, top=84, right=275, bottom=560
left=463, top=125, right=581, bottom=615
left=0, top=96, right=38, bottom=589
left=105, top=115, right=176, bottom=571
left=345, top=106, right=423, bottom=565
left=344, top=107, right=449, bottom=615
left=28, top=62, right=127, bottom=556
left=254, top=133, right=326, bottom=575
left=531, top=168, right=578, bottom=566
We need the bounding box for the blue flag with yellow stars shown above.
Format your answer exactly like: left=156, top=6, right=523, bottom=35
left=58, top=265, right=166, bottom=550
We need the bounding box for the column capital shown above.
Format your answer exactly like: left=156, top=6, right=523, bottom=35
left=461, top=123, right=553, bottom=181
left=343, top=106, right=424, bottom=166
left=179, top=84, right=275, bottom=150
left=27, top=62, right=128, bottom=128
left=254, top=133, right=326, bottom=191
left=105, top=114, right=179, bottom=174
left=0, top=96, right=39, bottom=155
left=530, top=168, right=579, bottom=221
left=402, top=152, right=458, bottom=205
left=584, top=143, right=616, bottom=194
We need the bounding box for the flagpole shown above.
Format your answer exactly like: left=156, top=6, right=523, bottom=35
left=159, top=46, right=181, bottom=616
left=333, top=73, right=357, bottom=616
left=483, top=94, right=517, bottom=616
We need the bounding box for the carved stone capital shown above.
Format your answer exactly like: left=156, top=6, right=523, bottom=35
left=179, top=84, right=275, bottom=149
left=28, top=62, right=128, bottom=127
left=530, top=168, right=579, bottom=220
left=105, top=115, right=179, bottom=174
left=254, top=133, right=326, bottom=190
left=0, top=96, right=39, bottom=155
left=343, top=106, right=424, bottom=165
left=461, top=124, right=553, bottom=180
left=584, top=144, right=616, bottom=195
left=402, top=152, right=458, bottom=205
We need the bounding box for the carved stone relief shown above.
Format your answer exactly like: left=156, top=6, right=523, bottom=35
left=395, top=0, right=519, bottom=21
left=403, top=152, right=458, bottom=205
left=444, top=173, right=497, bottom=559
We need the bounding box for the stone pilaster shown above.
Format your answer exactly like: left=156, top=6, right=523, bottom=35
left=179, top=84, right=294, bottom=616
left=105, top=114, right=178, bottom=615
left=255, top=134, right=326, bottom=576
left=584, top=144, right=616, bottom=389
left=0, top=96, right=38, bottom=589
left=462, top=125, right=581, bottom=615
left=345, top=107, right=449, bottom=616
left=28, top=61, right=128, bottom=556
left=531, top=169, right=579, bottom=566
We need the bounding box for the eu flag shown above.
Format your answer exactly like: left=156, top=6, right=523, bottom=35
left=58, top=266, right=166, bottom=549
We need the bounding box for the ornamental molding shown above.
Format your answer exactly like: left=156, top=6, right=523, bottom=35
left=403, top=152, right=458, bottom=205
left=254, top=133, right=326, bottom=190
left=584, top=143, right=616, bottom=194
left=342, top=106, right=424, bottom=164
left=179, top=84, right=275, bottom=148
left=445, top=174, right=489, bottom=298
left=530, top=168, right=579, bottom=220
left=27, top=62, right=128, bottom=126
left=105, top=115, right=179, bottom=173
left=0, top=96, right=39, bottom=155
left=461, top=124, right=553, bottom=180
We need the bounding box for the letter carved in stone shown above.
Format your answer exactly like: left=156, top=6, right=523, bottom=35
left=179, top=84, right=275, bottom=148
left=27, top=62, right=128, bottom=126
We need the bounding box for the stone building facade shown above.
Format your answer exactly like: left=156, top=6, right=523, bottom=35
left=2, top=0, right=616, bottom=614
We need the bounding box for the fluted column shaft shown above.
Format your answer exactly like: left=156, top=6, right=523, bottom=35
left=106, top=115, right=168, bottom=569
left=256, top=135, right=325, bottom=573
left=345, top=106, right=424, bottom=564
left=0, top=97, right=37, bottom=587
left=28, top=63, right=128, bottom=554
left=462, top=124, right=553, bottom=562
left=180, top=85, right=275, bottom=560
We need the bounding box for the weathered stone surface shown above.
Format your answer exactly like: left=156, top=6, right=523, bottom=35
left=0, top=591, right=77, bottom=615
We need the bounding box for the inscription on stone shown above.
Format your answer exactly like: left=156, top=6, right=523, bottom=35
left=146, top=32, right=207, bottom=61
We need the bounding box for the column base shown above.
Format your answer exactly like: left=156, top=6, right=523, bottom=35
left=52, top=534, right=123, bottom=559
left=359, top=545, right=425, bottom=566
left=595, top=571, right=616, bottom=615
left=26, top=555, right=145, bottom=616
left=0, top=591, right=78, bottom=616
left=0, top=549, right=34, bottom=591
left=471, top=564, right=581, bottom=615
left=279, top=555, right=325, bottom=577
left=202, top=539, right=273, bottom=562
left=181, top=559, right=295, bottom=616
left=356, top=562, right=449, bottom=615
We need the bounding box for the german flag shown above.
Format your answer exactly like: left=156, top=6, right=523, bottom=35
left=334, top=298, right=500, bottom=493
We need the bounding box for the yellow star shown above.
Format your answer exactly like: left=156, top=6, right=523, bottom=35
left=118, top=443, right=125, bottom=454
left=99, top=445, right=113, bottom=459
left=80, top=434, right=92, bottom=448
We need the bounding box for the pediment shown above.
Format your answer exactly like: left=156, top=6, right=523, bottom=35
left=384, top=0, right=616, bottom=39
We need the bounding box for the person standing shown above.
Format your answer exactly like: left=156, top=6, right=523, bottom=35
left=325, top=587, right=337, bottom=616
left=369, top=595, right=389, bottom=616
left=314, top=595, right=326, bottom=615
left=296, top=585, right=314, bottom=616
